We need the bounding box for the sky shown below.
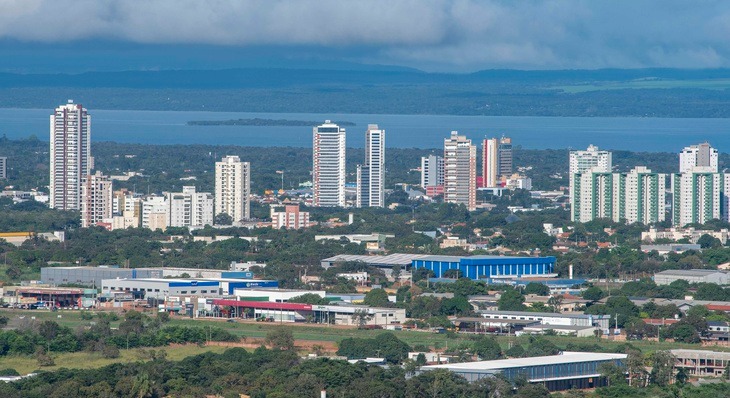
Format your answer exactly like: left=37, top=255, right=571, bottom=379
left=1, top=0, right=730, bottom=73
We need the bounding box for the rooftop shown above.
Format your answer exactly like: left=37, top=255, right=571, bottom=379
left=478, top=310, right=607, bottom=319
left=422, top=352, right=626, bottom=372
left=655, top=269, right=727, bottom=276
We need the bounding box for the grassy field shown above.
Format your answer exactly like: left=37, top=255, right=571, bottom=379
left=0, top=344, right=228, bottom=375
left=2, top=308, right=729, bottom=375
left=552, top=78, right=730, bottom=93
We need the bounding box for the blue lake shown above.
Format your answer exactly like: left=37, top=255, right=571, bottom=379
left=0, top=108, right=728, bottom=152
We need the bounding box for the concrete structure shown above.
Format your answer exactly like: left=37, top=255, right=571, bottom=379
left=233, top=288, right=325, bottom=302
left=476, top=310, right=610, bottom=330
left=569, top=145, right=611, bottom=218
left=215, top=156, right=251, bottom=222
left=482, top=138, right=498, bottom=188
left=102, top=278, right=221, bottom=299
left=421, top=155, right=444, bottom=188
left=654, top=269, right=730, bottom=285
left=50, top=100, right=91, bottom=210
left=421, top=352, right=626, bottom=391
left=642, top=227, right=730, bottom=245
left=0, top=232, right=63, bottom=246
left=502, top=173, right=532, bottom=191
left=671, top=169, right=722, bottom=226
left=0, top=156, right=6, bottom=179
left=680, top=143, right=718, bottom=173
left=321, top=253, right=428, bottom=270
left=270, top=204, right=310, bottom=229
left=411, top=255, right=555, bottom=280
left=168, top=186, right=214, bottom=227
left=313, top=120, right=346, bottom=207
left=80, top=171, right=113, bottom=228
left=572, top=166, right=665, bottom=224
left=356, top=124, right=385, bottom=208
left=444, top=131, right=477, bottom=211
left=670, top=349, right=730, bottom=378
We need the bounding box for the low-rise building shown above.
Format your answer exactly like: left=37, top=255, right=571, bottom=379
left=519, top=324, right=599, bottom=337
left=642, top=227, right=730, bottom=245
left=270, top=204, right=311, bottom=229
left=420, top=352, right=627, bottom=391
left=654, top=269, right=730, bottom=286
left=477, top=310, right=610, bottom=330
left=641, top=244, right=701, bottom=255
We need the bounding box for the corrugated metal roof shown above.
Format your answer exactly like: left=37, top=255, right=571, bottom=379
left=422, top=352, right=626, bottom=371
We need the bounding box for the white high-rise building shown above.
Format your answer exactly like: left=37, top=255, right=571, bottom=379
left=215, top=156, right=251, bottom=223
left=672, top=169, right=722, bottom=226
left=0, top=156, right=6, bottom=179
left=680, top=143, right=718, bottom=173
left=444, top=131, right=476, bottom=211
left=569, top=145, right=612, bottom=221
left=356, top=124, right=385, bottom=208
left=141, top=195, right=168, bottom=230
left=482, top=138, right=498, bottom=188
left=80, top=171, right=112, bottom=228
left=168, top=186, right=214, bottom=228
left=50, top=100, right=91, bottom=210
left=421, top=155, right=444, bottom=187
left=572, top=166, right=666, bottom=225
left=313, top=120, right=346, bottom=207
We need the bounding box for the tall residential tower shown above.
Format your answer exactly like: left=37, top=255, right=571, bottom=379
left=313, top=120, right=346, bottom=207
left=444, top=131, right=477, bottom=211
left=215, top=156, right=251, bottom=223
left=50, top=100, right=91, bottom=210
left=357, top=124, right=385, bottom=208
left=569, top=145, right=612, bottom=221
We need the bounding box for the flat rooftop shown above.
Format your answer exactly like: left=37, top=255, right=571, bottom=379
left=422, top=352, right=626, bottom=372
left=478, top=310, right=606, bottom=319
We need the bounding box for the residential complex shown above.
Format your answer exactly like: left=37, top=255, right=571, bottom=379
left=168, top=186, right=214, bottom=228
left=443, top=131, right=477, bottom=211
left=270, top=204, right=311, bottom=229
left=312, top=120, right=346, bottom=207
left=50, top=100, right=91, bottom=210
left=215, top=155, right=251, bottom=222
left=572, top=166, right=666, bottom=224
left=0, top=156, right=6, bottom=179
left=356, top=124, right=385, bottom=208
left=568, top=145, right=612, bottom=218
left=671, top=170, right=724, bottom=226
left=80, top=171, right=112, bottom=228
left=679, top=142, right=718, bottom=173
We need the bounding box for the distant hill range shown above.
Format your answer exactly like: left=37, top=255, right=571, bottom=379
left=1, top=67, right=729, bottom=117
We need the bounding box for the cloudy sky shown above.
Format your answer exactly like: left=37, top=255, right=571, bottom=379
left=1, top=0, right=729, bottom=72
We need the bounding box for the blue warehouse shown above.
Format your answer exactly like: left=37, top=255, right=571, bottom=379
left=411, top=255, right=555, bottom=280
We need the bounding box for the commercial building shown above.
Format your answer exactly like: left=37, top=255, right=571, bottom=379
left=444, top=131, right=477, bottom=211
left=270, top=204, right=310, bottom=229
left=679, top=142, right=718, bottom=173
left=421, top=155, right=444, bottom=188
left=482, top=138, right=498, bottom=188
left=519, top=324, right=599, bottom=338
left=569, top=145, right=612, bottom=219
left=42, top=266, right=257, bottom=288
left=420, top=352, right=627, bottom=391
left=476, top=310, right=610, bottom=330
left=640, top=243, right=701, bottom=254
left=670, top=349, right=730, bottom=378
left=0, top=156, right=6, bottom=179
left=321, top=253, right=428, bottom=270
left=168, top=186, right=214, bottom=227
left=80, top=171, right=113, bottom=228
left=215, top=155, right=251, bottom=222
left=101, top=277, right=277, bottom=299
left=411, top=255, right=555, bottom=280
left=2, top=286, right=93, bottom=308
left=313, top=120, right=346, bottom=207
left=653, top=269, right=729, bottom=286
left=572, top=166, right=666, bottom=224
left=50, top=100, right=91, bottom=210
left=356, top=124, right=385, bottom=208
left=671, top=169, right=723, bottom=226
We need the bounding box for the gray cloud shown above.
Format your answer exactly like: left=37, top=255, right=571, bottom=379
left=2, top=0, right=730, bottom=71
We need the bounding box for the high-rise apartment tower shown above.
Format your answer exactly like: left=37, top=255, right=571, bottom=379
left=357, top=124, right=385, bottom=208
left=444, top=131, right=477, bottom=211
left=313, top=120, right=346, bottom=207
left=215, top=156, right=251, bottom=223
left=50, top=100, right=91, bottom=210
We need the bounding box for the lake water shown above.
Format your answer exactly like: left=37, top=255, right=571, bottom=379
left=0, top=108, right=729, bottom=152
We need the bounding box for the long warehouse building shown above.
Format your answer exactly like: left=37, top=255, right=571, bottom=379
left=412, top=255, right=556, bottom=279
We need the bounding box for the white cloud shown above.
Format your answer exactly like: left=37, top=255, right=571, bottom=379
left=1, top=0, right=730, bottom=71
